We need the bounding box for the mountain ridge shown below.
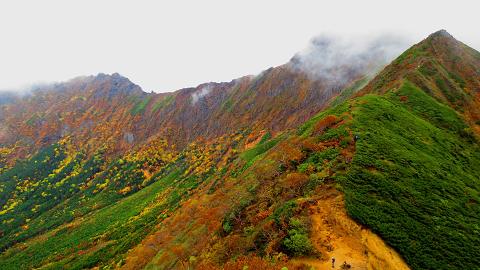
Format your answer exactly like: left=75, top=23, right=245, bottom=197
left=0, top=50, right=372, bottom=162
left=359, top=29, right=480, bottom=135
left=0, top=30, right=479, bottom=270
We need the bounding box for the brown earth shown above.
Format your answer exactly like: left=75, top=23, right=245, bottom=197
left=295, top=189, right=410, bottom=270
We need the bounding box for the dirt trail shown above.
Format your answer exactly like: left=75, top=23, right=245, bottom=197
left=295, top=188, right=410, bottom=270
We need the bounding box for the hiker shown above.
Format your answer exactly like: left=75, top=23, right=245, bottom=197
left=332, top=257, right=335, bottom=268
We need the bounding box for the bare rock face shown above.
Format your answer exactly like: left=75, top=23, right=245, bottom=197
left=124, top=132, right=134, bottom=144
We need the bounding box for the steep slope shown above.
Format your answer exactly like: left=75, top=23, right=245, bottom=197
left=0, top=38, right=380, bottom=269
left=0, top=64, right=366, bottom=155
left=0, top=73, right=146, bottom=163
left=0, top=59, right=369, bottom=250
left=339, top=87, right=480, bottom=269
left=362, top=29, right=480, bottom=133
left=117, top=30, right=480, bottom=269
left=339, top=30, right=480, bottom=269
left=0, top=30, right=478, bottom=270
left=0, top=34, right=392, bottom=163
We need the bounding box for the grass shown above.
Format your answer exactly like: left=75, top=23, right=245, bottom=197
left=1, top=40, right=479, bottom=270
left=240, top=134, right=284, bottom=163
left=131, top=96, right=152, bottom=115
left=152, top=95, right=174, bottom=112
left=0, top=144, right=68, bottom=240
left=0, top=169, right=188, bottom=269
left=330, top=81, right=480, bottom=269
left=329, top=76, right=369, bottom=107
left=0, top=153, right=104, bottom=251
left=391, top=81, right=467, bottom=133
left=297, top=101, right=349, bottom=137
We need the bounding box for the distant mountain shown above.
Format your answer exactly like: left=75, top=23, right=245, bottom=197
left=0, top=30, right=478, bottom=270
left=0, top=52, right=373, bottom=162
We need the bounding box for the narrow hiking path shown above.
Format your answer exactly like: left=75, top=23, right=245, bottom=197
left=294, top=188, right=410, bottom=270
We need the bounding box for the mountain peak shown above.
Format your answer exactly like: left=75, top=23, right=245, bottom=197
left=25, top=73, right=145, bottom=100
left=89, top=73, right=144, bottom=99
left=420, top=29, right=470, bottom=60
left=361, top=29, right=479, bottom=97
left=425, top=29, right=458, bottom=45
left=429, top=29, right=453, bottom=38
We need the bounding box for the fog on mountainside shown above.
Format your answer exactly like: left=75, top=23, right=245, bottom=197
left=0, top=30, right=479, bottom=270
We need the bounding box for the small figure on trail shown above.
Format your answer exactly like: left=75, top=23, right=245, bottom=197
left=341, top=261, right=351, bottom=269
left=332, top=257, right=335, bottom=268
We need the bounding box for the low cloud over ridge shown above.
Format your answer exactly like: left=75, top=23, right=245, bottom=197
left=289, top=33, right=413, bottom=84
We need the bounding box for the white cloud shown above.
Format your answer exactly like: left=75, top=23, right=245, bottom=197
left=191, top=85, right=212, bottom=104
left=290, top=32, right=412, bottom=83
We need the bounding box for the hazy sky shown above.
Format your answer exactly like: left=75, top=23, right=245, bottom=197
left=1, top=0, right=478, bottom=92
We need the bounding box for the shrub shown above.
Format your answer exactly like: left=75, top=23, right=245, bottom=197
left=283, top=232, right=312, bottom=256
left=282, top=218, right=313, bottom=256
left=272, top=201, right=297, bottom=225
left=313, top=115, right=339, bottom=134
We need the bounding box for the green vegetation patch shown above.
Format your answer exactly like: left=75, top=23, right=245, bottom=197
left=130, top=96, right=152, bottom=115
left=240, top=134, right=284, bottom=163
left=336, top=84, right=480, bottom=269
left=0, top=169, right=191, bottom=269
left=330, top=76, right=369, bottom=108
left=282, top=218, right=313, bottom=256
left=152, top=95, right=174, bottom=113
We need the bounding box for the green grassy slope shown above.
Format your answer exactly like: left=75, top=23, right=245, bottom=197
left=0, top=131, right=241, bottom=269
left=1, top=30, right=479, bottom=269
left=0, top=166, right=205, bottom=269
left=340, top=82, right=479, bottom=269
left=294, top=79, right=480, bottom=269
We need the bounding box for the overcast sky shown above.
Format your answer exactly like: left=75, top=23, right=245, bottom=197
left=0, top=0, right=478, bottom=93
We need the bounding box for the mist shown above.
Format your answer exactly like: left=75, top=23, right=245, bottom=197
left=0, top=83, right=51, bottom=105
left=0, top=81, right=56, bottom=95
left=191, top=85, right=213, bottom=104
left=289, top=33, right=413, bottom=84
